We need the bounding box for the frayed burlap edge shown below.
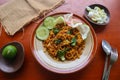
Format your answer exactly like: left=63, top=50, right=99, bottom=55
left=0, top=0, right=65, bottom=36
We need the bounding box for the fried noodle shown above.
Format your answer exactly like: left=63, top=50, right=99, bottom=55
left=43, top=23, right=85, bottom=61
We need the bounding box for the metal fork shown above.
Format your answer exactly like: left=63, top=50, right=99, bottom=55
left=105, top=48, right=118, bottom=80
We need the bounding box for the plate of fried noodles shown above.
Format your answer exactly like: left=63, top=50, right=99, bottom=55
left=30, top=12, right=97, bottom=74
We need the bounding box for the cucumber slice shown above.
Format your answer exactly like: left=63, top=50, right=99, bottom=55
left=44, top=17, right=55, bottom=29
left=55, top=16, right=65, bottom=24
left=36, top=26, right=49, bottom=40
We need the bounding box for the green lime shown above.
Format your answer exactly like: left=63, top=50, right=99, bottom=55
left=2, top=45, right=17, bottom=60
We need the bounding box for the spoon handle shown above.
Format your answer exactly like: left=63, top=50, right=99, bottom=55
left=102, top=56, right=108, bottom=80
left=105, top=64, right=112, bottom=80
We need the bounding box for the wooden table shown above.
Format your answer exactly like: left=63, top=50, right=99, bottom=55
left=0, top=0, right=120, bottom=80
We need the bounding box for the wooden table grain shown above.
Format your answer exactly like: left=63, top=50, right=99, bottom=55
left=0, top=0, right=120, bottom=80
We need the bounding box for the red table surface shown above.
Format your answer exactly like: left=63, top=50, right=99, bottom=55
left=0, top=0, right=120, bottom=80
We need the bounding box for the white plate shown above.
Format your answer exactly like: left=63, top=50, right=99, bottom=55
left=30, top=12, right=97, bottom=74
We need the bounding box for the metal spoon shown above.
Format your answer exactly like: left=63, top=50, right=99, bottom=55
left=102, top=40, right=112, bottom=80
left=105, top=48, right=118, bottom=80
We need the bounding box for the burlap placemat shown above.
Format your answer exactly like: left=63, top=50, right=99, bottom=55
left=0, top=0, right=64, bottom=35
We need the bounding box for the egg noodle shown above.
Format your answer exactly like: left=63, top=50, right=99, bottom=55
left=43, top=23, right=85, bottom=61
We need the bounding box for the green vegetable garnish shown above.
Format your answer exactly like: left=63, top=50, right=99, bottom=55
left=57, top=50, right=65, bottom=61
left=53, top=28, right=60, bottom=35
left=67, top=29, right=73, bottom=34
left=57, top=48, right=70, bottom=61
left=71, top=37, right=77, bottom=46
left=54, top=39, right=62, bottom=44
